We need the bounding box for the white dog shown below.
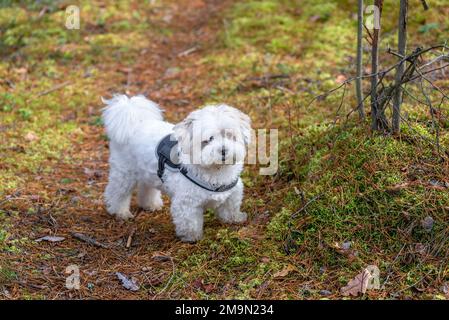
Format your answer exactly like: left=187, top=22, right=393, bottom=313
left=102, top=95, right=251, bottom=242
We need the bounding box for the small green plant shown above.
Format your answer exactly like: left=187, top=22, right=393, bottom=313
left=17, top=108, right=33, bottom=120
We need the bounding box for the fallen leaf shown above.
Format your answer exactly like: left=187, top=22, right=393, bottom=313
left=192, top=278, right=204, bottom=290
left=341, top=269, right=370, bottom=296
left=387, top=182, right=409, bottom=193
left=24, top=132, right=38, bottom=142
left=203, top=283, right=215, bottom=293
left=35, top=236, right=65, bottom=242
left=441, top=283, right=449, bottom=295
left=414, top=243, right=427, bottom=255
left=162, top=14, right=173, bottom=23
left=261, top=257, right=270, bottom=263
left=341, top=265, right=379, bottom=296
left=319, top=289, right=332, bottom=296
left=148, top=274, right=165, bottom=286
left=421, top=216, right=434, bottom=232
left=341, top=241, right=352, bottom=250
left=191, top=278, right=215, bottom=293
left=152, top=251, right=171, bottom=262
left=309, top=15, right=321, bottom=23
left=336, top=74, right=347, bottom=84
left=237, top=226, right=262, bottom=240
left=14, top=67, right=28, bottom=74
left=116, top=272, right=139, bottom=291
left=164, top=67, right=180, bottom=78
left=273, top=264, right=296, bottom=278
left=333, top=242, right=358, bottom=260
left=84, top=168, right=102, bottom=178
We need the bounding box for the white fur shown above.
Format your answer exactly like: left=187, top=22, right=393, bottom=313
left=102, top=95, right=250, bottom=242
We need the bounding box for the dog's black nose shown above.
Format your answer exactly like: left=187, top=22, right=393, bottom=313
left=221, top=147, right=227, bottom=156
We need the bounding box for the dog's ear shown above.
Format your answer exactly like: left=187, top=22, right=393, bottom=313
left=173, top=117, right=194, bottom=154
left=220, top=105, right=252, bottom=146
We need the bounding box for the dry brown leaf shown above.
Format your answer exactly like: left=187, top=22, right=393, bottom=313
left=341, top=269, right=371, bottom=296
left=24, top=132, right=38, bottom=142
left=35, top=236, right=65, bottom=242
left=152, top=251, right=171, bottom=261
left=273, top=264, right=296, bottom=278
left=336, top=74, right=347, bottom=84
left=237, top=226, right=262, bottom=240
left=387, top=182, right=409, bottom=193
left=192, top=278, right=215, bottom=293
left=341, top=265, right=380, bottom=296
left=14, top=67, right=28, bottom=74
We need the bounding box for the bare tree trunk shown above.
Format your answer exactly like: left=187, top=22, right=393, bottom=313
left=371, top=0, right=385, bottom=131
left=392, top=0, right=408, bottom=134
left=356, top=0, right=365, bottom=120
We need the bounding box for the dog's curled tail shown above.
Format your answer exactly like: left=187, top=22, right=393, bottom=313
left=101, top=95, right=163, bottom=144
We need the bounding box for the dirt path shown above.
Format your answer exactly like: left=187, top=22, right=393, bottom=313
left=2, top=0, right=237, bottom=300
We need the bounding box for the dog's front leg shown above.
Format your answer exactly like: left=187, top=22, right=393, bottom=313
left=216, top=181, right=247, bottom=224
left=170, top=197, right=204, bottom=242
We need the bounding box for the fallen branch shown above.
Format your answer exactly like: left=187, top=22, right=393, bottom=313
left=71, top=232, right=109, bottom=248
left=36, top=81, right=72, bottom=97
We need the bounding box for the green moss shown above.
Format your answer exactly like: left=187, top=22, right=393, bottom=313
left=266, top=208, right=292, bottom=241
left=215, top=229, right=255, bottom=269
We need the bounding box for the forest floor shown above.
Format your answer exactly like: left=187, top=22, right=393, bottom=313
left=1, top=0, right=448, bottom=299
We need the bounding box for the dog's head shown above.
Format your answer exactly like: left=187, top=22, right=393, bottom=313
left=173, top=104, right=251, bottom=167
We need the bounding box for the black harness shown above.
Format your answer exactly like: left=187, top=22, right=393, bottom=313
left=156, top=134, right=238, bottom=192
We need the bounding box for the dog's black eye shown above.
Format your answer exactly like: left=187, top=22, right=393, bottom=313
left=209, top=136, right=214, bottom=141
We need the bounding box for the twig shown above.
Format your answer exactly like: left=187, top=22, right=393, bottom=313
left=71, top=232, right=109, bottom=248
left=382, top=244, right=406, bottom=289
left=363, top=23, right=374, bottom=46
left=152, top=257, right=176, bottom=299
left=419, top=74, right=441, bottom=153
left=419, top=54, right=449, bottom=70
left=244, top=74, right=290, bottom=82
left=36, top=81, right=72, bottom=97
left=126, top=228, right=136, bottom=249
left=291, top=194, right=322, bottom=218
left=177, top=46, right=198, bottom=57
left=333, top=82, right=348, bottom=125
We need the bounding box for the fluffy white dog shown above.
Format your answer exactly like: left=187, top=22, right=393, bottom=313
left=102, top=95, right=251, bottom=242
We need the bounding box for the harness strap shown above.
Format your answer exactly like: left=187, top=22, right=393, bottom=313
left=179, top=167, right=238, bottom=192
left=156, top=134, right=238, bottom=192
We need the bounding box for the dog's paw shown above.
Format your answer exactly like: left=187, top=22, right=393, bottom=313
left=233, top=211, right=248, bottom=223
left=114, top=210, right=134, bottom=220
left=177, top=232, right=203, bottom=243
left=218, top=211, right=248, bottom=224
left=140, top=198, right=163, bottom=212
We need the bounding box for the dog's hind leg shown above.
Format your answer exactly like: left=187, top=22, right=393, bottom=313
left=138, top=182, right=163, bottom=211
left=104, top=167, right=136, bottom=220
